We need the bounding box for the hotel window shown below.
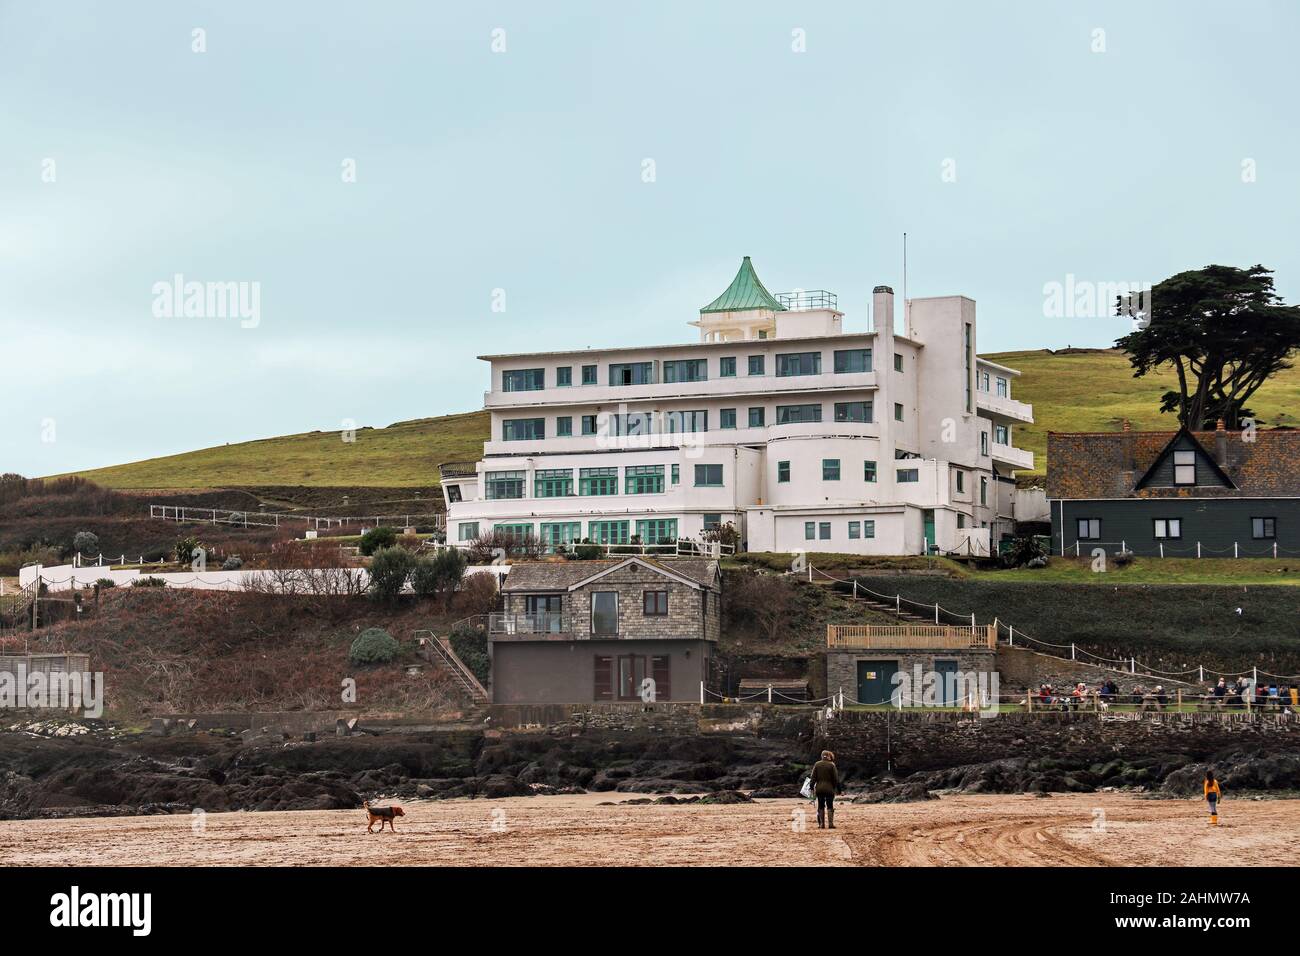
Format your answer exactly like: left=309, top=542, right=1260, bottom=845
left=580, top=415, right=598, bottom=436
left=957, top=514, right=966, bottom=529
left=666, top=409, right=708, bottom=433
left=1153, top=518, right=1182, bottom=539
left=703, top=513, right=722, bottom=531
left=1077, top=518, right=1101, bottom=541
left=834, top=401, right=873, bottom=423
left=556, top=416, right=572, bottom=437
left=864, top=460, right=877, bottom=482
left=484, top=471, right=525, bottom=499
left=579, top=467, right=619, bottom=496
left=893, top=353, right=903, bottom=372
left=494, top=523, right=534, bottom=544
left=776, top=351, right=822, bottom=377
left=581, top=364, right=598, bottom=385
left=893, top=403, right=904, bottom=422
left=848, top=521, right=860, bottom=539
left=979, top=370, right=990, bottom=391
left=588, top=520, right=629, bottom=545
left=502, top=368, right=545, bottom=392
left=778, top=460, right=790, bottom=483
left=897, top=468, right=919, bottom=483
left=612, top=412, right=655, bottom=436
left=534, top=469, right=573, bottom=498
left=757, top=330, right=768, bottom=339
left=694, top=464, right=723, bottom=487
left=591, top=591, right=619, bottom=636
left=994, top=424, right=1009, bottom=445
left=776, top=403, right=822, bottom=424
left=609, top=362, right=655, bottom=386
left=996, top=377, right=1009, bottom=398
left=818, top=522, right=831, bottom=540
left=822, top=459, right=840, bottom=481
left=720, top=408, right=737, bottom=429
left=720, top=356, right=737, bottom=377
left=457, top=522, right=479, bottom=541
left=805, top=522, right=816, bottom=540
left=540, top=522, right=581, bottom=551
left=636, top=518, right=678, bottom=544
left=556, top=366, right=573, bottom=387
left=1252, top=517, right=1276, bottom=539
left=643, top=590, right=668, bottom=616
left=671, top=464, right=680, bottom=485
left=863, top=520, right=876, bottom=538
left=663, top=359, right=707, bottom=383
left=625, top=465, right=665, bottom=495
left=980, top=476, right=988, bottom=505
left=748, top=407, right=766, bottom=427
left=980, top=432, right=989, bottom=456
left=445, top=485, right=461, bottom=503
left=502, top=417, right=544, bottom=441
left=1173, top=450, right=1196, bottom=485
left=748, top=355, right=765, bottom=376
left=956, top=471, right=965, bottom=493
left=833, top=349, right=872, bottom=373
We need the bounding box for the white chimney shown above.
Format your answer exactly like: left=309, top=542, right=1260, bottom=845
left=873, top=285, right=894, bottom=336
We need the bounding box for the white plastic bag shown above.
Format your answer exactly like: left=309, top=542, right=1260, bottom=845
left=799, top=775, right=813, bottom=800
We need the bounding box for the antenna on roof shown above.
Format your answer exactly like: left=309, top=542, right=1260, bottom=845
left=902, top=232, right=908, bottom=336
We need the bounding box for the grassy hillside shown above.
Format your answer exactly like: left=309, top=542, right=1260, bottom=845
left=59, top=349, right=1300, bottom=488
left=65, top=411, right=488, bottom=489
left=986, top=348, right=1300, bottom=474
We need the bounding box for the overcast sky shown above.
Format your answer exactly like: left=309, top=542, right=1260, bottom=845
left=3, top=0, right=1297, bottom=477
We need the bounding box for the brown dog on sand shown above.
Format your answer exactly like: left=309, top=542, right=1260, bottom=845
left=364, top=801, right=405, bottom=833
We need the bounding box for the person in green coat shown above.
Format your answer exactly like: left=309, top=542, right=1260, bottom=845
left=809, top=750, right=841, bottom=829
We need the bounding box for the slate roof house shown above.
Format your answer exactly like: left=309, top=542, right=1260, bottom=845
left=1047, top=421, right=1300, bottom=557
left=489, top=557, right=721, bottom=704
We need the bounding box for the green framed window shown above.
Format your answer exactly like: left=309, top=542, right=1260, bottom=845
left=625, top=464, right=665, bottom=495
left=897, top=468, right=919, bottom=483
left=694, top=464, right=723, bottom=487
left=612, top=412, right=654, bottom=436
left=581, top=364, right=598, bottom=385
left=776, top=351, right=822, bottom=377
left=822, top=459, right=840, bottom=481
left=720, top=408, right=737, bottom=429
left=556, top=416, right=572, bottom=437
left=556, top=366, right=573, bottom=387
left=893, top=353, right=903, bottom=372
left=864, top=460, right=877, bottom=482
left=534, top=468, right=573, bottom=498
left=579, top=467, right=619, bottom=496
left=804, top=522, right=816, bottom=541
left=671, top=464, right=679, bottom=485
left=848, top=521, right=860, bottom=539
left=485, top=471, right=525, bottom=499
left=893, top=403, right=904, bottom=422
left=663, top=359, right=707, bottom=383
left=665, top=410, right=707, bottom=433
left=748, top=407, right=765, bottom=427
left=777, top=460, right=790, bottom=483
left=588, top=520, right=630, bottom=545
left=502, top=417, right=544, bottom=441
left=703, top=513, right=722, bottom=531
left=540, top=522, right=581, bottom=550
left=636, top=518, right=678, bottom=544
left=719, top=356, right=737, bottom=377
left=818, top=522, right=831, bottom=540
left=494, top=522, right=534, bottom=543
left=609, top=362, right=655, bottom=386
left=776, top=404, right=822, bottom=424
left=863, top=520, right=875, bottom=538
left=748, top=355, right=765, bottom=376
left=834, top=401, right=872, bottom=423
left=833, top=349, right=872, bottom=373
left=457, top=522, right=479, bottom=541
left=582, top=415, right=597, bottom=436
left=502, top=368, right=545, bottom=392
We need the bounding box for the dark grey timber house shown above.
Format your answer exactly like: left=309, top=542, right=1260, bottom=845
left=490, top=557, right=721, bottom=704
left=1048, top=422, right=1300, bottom=557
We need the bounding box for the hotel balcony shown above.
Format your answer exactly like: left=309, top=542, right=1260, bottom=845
left=489, top=612, right=570, bottom=636
left=977, top=393, right=1034, bottom=423
left=482, top=371, right=878, bottom=409
left=439, top=461, right=479, bottom=480
left=990, top=440, right=1034, bottom=471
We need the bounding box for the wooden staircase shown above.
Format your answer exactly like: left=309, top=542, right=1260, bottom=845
left=414, top=629, right=489, bottom=704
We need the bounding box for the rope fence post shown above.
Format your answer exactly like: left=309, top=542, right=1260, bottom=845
left=934, top=603, right=939, bottom=624
left=1071, top=643, right=1076, bottom=661
left=1008, top=624, right=1014, bottom=646
left=699, top=681, right=704, bottom=704
left=1130, top=657, right=1135, bottom=674
left=767, top=684, right=773, bottom=704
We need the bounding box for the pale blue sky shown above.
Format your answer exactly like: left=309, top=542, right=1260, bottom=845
left=3, top=0, right=1297, bottom=477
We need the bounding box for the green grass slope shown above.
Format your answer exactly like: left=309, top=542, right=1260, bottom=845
left=65, top=411, right=488, bottom=489
left=986, top=348, right=1300, bottom=474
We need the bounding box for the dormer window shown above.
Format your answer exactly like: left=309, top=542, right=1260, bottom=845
left=1173, top=450, right=1196, bottom=485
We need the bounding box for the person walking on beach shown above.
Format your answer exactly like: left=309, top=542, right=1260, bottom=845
left=1204, top=769, right=1222, bottom=826
left=810, top=750, right=841, bottom=830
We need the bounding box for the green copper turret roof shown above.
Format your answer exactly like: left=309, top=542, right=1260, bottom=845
left=699, top=256, right=787, bottom=314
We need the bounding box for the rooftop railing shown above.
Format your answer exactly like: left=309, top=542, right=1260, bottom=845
left=775, top=289, right=838, bottom=311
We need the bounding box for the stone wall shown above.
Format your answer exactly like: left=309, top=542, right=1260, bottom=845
left=825, top=649, right=997, bottom=703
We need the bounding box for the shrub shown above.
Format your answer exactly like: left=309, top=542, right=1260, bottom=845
left=570, top=541, right=604, bottom=561
left=94, top=577, right=117, bottom=588
left=132, top=576, right=167, bottom=587
left=359, top=526, right=398, bottom=556
left=411, top=549, right=465, bottom=600
left=452, top=571, right=500, bottom=616
left=449, top=625, right=490, bottom=683
left=411, top=557, right=439, bottom=598
left=174, top=536, right=204, bottom=565
left=999, top=534, right=1049, bottom=569
left=1113, top=550, right=1135, bottom=567
left=72, top=531, right=100, bottom=555
left=349, top=627, right=400, bottom=665
left=368, top=546, right=415, bottom=601
left=222, top=555, right=244, bottom=571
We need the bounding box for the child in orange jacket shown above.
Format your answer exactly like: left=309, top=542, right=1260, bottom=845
left=1204, top=769, right=1222, bottom=825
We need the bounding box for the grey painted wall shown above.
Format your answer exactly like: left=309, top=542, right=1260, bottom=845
left=1051, top=498, right=1298, bottom=556
left=491, top=639, right=711, bottom=704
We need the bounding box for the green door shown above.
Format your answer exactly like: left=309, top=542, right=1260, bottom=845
left=933, top=660, right=959, bottom=706
left=922, top=509, right=936, bottom=554
left=856, top=660, right=899, bottom=707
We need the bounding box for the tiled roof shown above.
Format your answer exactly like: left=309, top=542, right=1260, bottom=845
left=1047, top=428, right=1300, bottom=499
left=502, top=557, right=720, bottom=591
left=699, top=257, right=787, bottom=314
